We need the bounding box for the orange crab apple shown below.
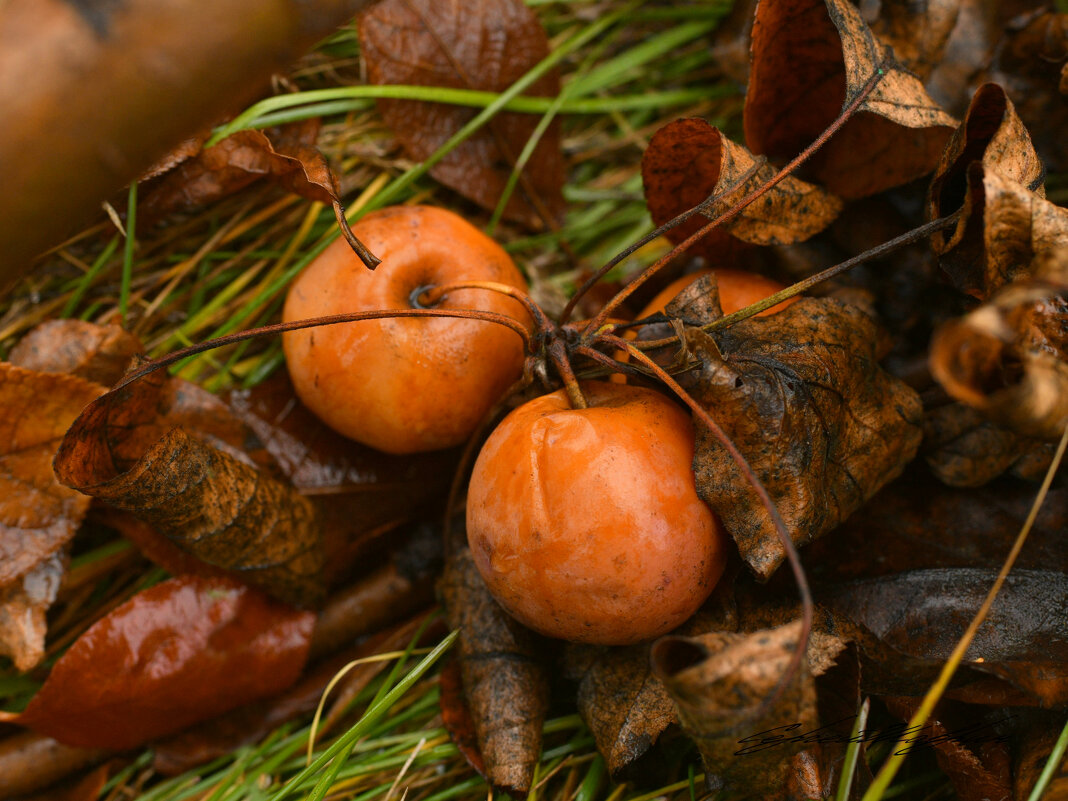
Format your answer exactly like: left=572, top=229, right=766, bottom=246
left=466, top=380, right=728, bottom=645
left=282, top=205, right=530, bottom=455
left=638, top=267, right=797, bottom=319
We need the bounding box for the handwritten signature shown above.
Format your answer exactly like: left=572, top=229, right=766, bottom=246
left=734, top=715, right=1013, bottom=756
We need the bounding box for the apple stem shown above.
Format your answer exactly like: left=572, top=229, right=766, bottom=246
left=581, top=58, right=890, bottom=338
left=332, top=201, right=381, bottom=270
left=599, top=333, right=813, bottom=718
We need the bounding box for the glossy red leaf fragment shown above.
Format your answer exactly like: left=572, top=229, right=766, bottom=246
left=2, top=575, right=314, bottom=750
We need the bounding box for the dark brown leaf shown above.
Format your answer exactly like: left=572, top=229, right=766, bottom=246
left=930, top=283, right=1068, bottom=440
left=641, top=119, right=841, bottom=258
left=0, top=575, right=315, bottom=750
left=0, top=732, right=105, bottom=801
left=651, top=620, right=818, bottom=795
left=881, top=697, right=1012, bottom=801
left=53, top=369, right=325, bottom=607
left=564, top=641, right=677, bottom=780
left=826, top=569, right=1068, bottom=706
left=439, top=657, right=488, bottom=782
left=226, top=373, right=456, bottom=583
left=923, top=403, right=1056, bottom=487
left=8, top=321, right=143, bottom=387
left=744, top=0, right=956, bottom=198
left=685, top=294, right=923, bottom=580
left=1014, top=713, right=1068, bottom=800
left=358, top=0, right=564, bottom=229
left=0, top=363, right=104, bottom=670
left=440, top=547, right=549, bottom=798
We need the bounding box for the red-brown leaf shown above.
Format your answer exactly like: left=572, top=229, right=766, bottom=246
left=1, top=575, right=315, bottom=750
left=358, top=0, right=564, bottom=229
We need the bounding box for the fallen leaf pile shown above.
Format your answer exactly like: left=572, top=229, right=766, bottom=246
left=1, top=0, right=1067, bottom=799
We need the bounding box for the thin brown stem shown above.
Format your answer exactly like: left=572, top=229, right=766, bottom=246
left=115, top=308, right=532, bottom=391
left=621, top=211, right=963, bottom=352
left=559, top=156, right=768, bottom=326
left=600, top=334, right=812, bottom=716
left=549, top=339, right=587, bottom=409
left=332, top=201, right=381, bottom=270
left=584, top=62, right=888, bottom=336
left=419, top=281, right=552, bottom=336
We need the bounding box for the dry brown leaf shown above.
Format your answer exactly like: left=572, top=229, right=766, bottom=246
left=680, top=284, right=923, bottom=580
left=564, top=642, right=677, bottom=780
left=925, top=0, right=999, bottom=116
left=0, top=363, right=105, bottom=670
left=1014, top=715, right=1068, bottom=801
left=358, top=0, right=564, bottom=229
left=53, top=369, right=325, bottom=607
left=931, top=163, right=1068, bottom=299
left=641, top=118, right=842, bottom=258
left=870, top=0, right=961, bottom=81
left=140, top=121, right=324, bottom=221
left=651, top=620, right=817, bottom=796
left=930, top=283, right=1068, bottom=440
left=744, top=0, right=956, bottom=198
left=440, top=547, right=549, bottom=798
left=923, top=403, right=1056, bottom=487
left=8, top=320, right=142, bottom=387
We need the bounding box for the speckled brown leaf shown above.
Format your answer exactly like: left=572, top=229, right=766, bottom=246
left=651, top=620, right=818, bottom=795
left=827, top=569, right=1068, bottom=706
left=439, top=657, right=489, bottom=782
left=930, top=282, right=1068, bottom=440
left=563, top=641, right=677, bottom=780
left=9, top=320, right=142, bottom=387
left=744, top=0, right=956, bottom=198
left=870, top=0, right=961, bottom=81
left=641, top=119, right=841, bottom=258
left=0, top=363, right=104, bottom=670
left=358, top=0, right=564, bottom=229
left=440, top=547, right=548, bottom=798
left=923, top=403, right=1056, bottom=487
left=685, top=293, right=923, bottom=580
left=53, top=369, right=324, bottom=607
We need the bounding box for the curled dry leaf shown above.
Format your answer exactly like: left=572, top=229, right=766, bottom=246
left=650, top=620, right=817, bottom=795
left=358, top=0, right=564, bottom=229
left=682, top=289, right=923, bottom=580
left=440, top=547, right=549, bottom=798
left=827, top=568, right=1068, bottom=706
left=439, top=657, right=489, bottom=783
left=53, top=369, right=325, bottom=607
left=870, top=0, right=961, bottom=81
left=928, top=83, right=1048, bottom=297
left=0, top=575, right=315, bottom=750
left=744, top=0, right=956, bottom=198
left=140, top=120, right=322, bottom=222
left=8, top=320, right=142, bottom=387
left=0, top=363, right=104, bottom=670
left=932, top=163, right=1068, bottom=300
left=930, top=282, right=1068, bottom=440
left=641, top=118, right=842, bottom=258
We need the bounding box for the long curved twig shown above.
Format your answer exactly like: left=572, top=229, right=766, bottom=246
left=114, top=307, right=533, bottom=392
